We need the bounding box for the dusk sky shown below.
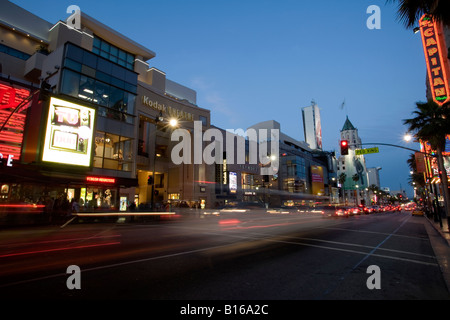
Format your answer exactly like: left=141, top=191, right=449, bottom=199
left=12, top=0, right=428, bottom=197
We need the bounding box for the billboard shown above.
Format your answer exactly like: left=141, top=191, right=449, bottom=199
left=311, top=165, right=324, bottom=196
left=42, top=97, right=95, bottom=167
left=314, top=104, right=323, bottom=150
left=229, top=171, right=237, bottom=194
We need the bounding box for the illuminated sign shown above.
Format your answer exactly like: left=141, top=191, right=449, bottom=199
left=229, top=171, right=237, bottom=194
left=87, top=176, right=116, bottom=183
left=355, top=147, right=379, bottom=156
left=419, top=15, right=450, bottom=105
left=141, top=96, right=194, bottom=121
left=311, top=165, right=324, bottom=196
left=0, top=82, right=31, bottom=160
left=0, top=153, right=14, bottom=167
left=42, top=97, right=95, bottom=166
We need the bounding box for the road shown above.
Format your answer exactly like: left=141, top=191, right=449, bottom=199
left=0, top=209, right=449, bottom=305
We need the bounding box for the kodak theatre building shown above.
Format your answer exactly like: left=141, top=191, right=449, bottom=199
left=0, top=1, right=212, bottom=223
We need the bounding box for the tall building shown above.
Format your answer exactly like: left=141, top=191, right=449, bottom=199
left=302, top=101, right=322, bottom=150
left=337, top=116, right=369, bottom=205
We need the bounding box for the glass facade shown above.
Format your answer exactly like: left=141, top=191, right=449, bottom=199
left=59, top=42, right=137, bottom=173
left=60, top=43, right=137, bottom=124
left=94, top=131, right=133, bottom=172
left=282, top=156, right=307, bottom=193
left=92, top=36, right=135, bottom=70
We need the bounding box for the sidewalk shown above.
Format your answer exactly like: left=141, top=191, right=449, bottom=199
left=424, top=213, right=450, bottom=294
left=426, top=214, right=450, bottom=246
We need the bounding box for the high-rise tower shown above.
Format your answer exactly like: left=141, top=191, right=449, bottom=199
left=302, top=101, right=322, bottom=150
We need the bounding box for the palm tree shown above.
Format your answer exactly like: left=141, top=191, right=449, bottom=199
left=338, top=173, right=347, bottom=204
left=403, top=100, right=450, bottom=223
left=388, top=0, right=450, bottom=28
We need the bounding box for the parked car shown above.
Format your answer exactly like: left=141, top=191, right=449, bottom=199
left=412, top=207, right=424, bottom=216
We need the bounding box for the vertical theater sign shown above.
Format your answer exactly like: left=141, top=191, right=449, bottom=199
left=419, top=14, right=450, bottom=105
left=419, top=15, right=450, bottom=183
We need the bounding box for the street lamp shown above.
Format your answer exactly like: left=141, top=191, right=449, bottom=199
left=404, top=133, right=413, bottom=142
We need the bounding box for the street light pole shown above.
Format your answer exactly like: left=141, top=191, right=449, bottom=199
left=150, top=112, right=178, bottom=211
left=151, top=112, right=164, bottom=211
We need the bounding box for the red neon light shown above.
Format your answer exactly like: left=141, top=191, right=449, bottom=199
left=195, top=180, right=217, bottom=184
left=86, top=176, right=116, bottom=184
left=419, top=15, right=450, bottom=105
left=0, top=82, right=31, bottom=161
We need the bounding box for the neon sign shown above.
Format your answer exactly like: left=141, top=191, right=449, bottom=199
left=42, top=97, right=95, bottom=167
left=419, top=15, right=450, bottom=105
left=0, top=82, right=31, bottom=160
left=86, top=176, right=116, bottom=184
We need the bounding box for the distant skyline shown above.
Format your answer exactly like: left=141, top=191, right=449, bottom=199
left=11, top=0, right=429, bottom=197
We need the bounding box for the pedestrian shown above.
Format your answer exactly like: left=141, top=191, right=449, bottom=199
left=71, top=198, right=79, bottom=214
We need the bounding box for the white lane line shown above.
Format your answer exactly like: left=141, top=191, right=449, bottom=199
left=200, top=231, right=438, bottom=267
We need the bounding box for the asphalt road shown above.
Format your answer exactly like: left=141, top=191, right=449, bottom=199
left=0, top=209, right=449, bottom=305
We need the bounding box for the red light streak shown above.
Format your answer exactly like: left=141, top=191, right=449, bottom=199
left=0, top=204, right=45, bottom=208
left=0, top=234, right=121, bottom=248
left=219, top=219, right=241, bottom=225
left=0, top=241, right=121, bottom=258
left=221, top=221, right=300, bottom=230
left=195, top=180, right=217, bottom=184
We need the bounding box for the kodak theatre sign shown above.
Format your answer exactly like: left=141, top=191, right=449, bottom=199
left=141, top=96, right=194, bottom=121
left=419, top=15, right=450, bottom=105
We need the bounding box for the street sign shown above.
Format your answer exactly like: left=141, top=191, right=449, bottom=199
left=355, top=147, right=379, bottom=156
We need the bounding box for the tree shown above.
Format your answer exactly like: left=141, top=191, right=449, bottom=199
left=388, top=0, right=450, bottom=28
left=338, top=173, right=347, bottom=204
left=403, top=100, right=450, bottom=224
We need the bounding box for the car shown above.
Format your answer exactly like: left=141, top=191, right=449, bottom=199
left=335, top=207, right=350, bottom=217
left=364, top=206, right=374, bottom=214
left=412, top=208, right=425, bottom=216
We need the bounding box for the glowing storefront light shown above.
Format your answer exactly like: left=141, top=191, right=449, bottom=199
left=42, top=97, right=95, bottom=166
left=0, top=82, right=31, bottom=160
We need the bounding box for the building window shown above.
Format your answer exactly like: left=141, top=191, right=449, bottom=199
left=199, top=115, right=207, bottom=126
left=92, top=36, right=135, bottom=70
left=0, top=43, right=31, bottom=60
left=94, top=131, right=133, bottom=172
left=61, top=43, right=137, bottom=124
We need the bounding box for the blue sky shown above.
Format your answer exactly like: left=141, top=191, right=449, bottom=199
left=12, top=0, right=427, bottom=197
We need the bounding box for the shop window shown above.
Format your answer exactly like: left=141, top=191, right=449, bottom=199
left=94, top=131, right=133, bottom=172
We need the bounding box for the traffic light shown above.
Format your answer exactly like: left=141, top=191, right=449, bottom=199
left=340, top=140, right=349, bottom=155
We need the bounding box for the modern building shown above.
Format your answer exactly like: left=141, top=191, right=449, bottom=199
left=367, top=167, right=382, bottom=188
left=247, top=120, right=338, bottom=207
left=0, top=1, right=341, bottom=226
left=0, top=1, right=214, bottom=221
left=302, top=100, right=322, bottom=150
